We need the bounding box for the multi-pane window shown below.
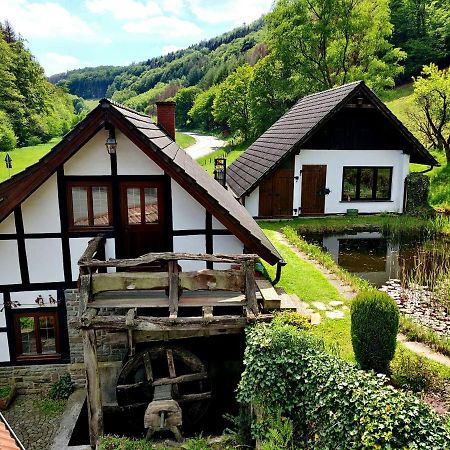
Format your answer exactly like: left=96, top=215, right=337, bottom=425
left=126, top=186, right=159, bottom=225
left=14, top=312, right=60, bottom=359
left=68, top=182, right=112, bottom=229
left=342, top=167, right=392, bottom=201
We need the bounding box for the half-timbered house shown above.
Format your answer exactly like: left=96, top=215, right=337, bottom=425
left=227, top=81, right=438, bottom=218
left=0, top=99, right=282, bottom=376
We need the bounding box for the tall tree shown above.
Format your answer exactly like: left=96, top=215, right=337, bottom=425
left=188, top=85, right=219, bottom=131
left=267, top=0, right=406, bottom=93
left=213, top=65, right=254, bottom=140
left=412, top=64, right=450, bottom=162
left=173, top=86, right=201, bottom=128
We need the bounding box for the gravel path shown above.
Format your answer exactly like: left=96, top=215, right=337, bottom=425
left=183, top=132, right=225, bottom=159
left=3, top=395, right=65, bottom=450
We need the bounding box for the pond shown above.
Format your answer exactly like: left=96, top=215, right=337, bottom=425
left=301, top=230, right=450, bottom=288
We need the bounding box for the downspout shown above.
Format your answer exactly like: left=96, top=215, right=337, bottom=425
left=272, top=260, right=286, bottom=286
left=416, top=165, right=433, bottom=174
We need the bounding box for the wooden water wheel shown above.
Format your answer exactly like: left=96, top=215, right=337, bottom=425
left=116, top=345, right=211, bottom=425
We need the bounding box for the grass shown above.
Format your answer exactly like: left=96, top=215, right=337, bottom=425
left=196, top=140, right=247, bottom=175
left=0, top=385, right=12, bottom=398
left=176, top=131, right=196, bottom=149
left=0, top=137, right=61, bottom=182
left=33, top=397, right=66, bottom=416
left=83, top=99, right=100, bottom=111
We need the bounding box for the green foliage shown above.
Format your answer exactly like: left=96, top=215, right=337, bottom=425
left=272, top=311, right=311, bottom=330
left=405, top=172, right=433, bottom=214
left=0, top=111, right=17, bottom=151
left=49, top=373, right=74, bottom=400
left=260, top=413, right=294, bottom=450
left=413, top=64, right=450, bottom=162
left=391, top=348, right=442, bottom=392
left=351, top=290, right=399, bottom=373
left=238, top=322, right=450, bottom=449
left=0, top=385, right=12, bottom=398
left=188, top=85, right=219, bottom=130
left=266, top=0, right=406, bottom=93
left=181, top=435, right=210, bottom=450
left=174, top=86, right=202, bottom=128
left=35, top=398, right=66, bottom=417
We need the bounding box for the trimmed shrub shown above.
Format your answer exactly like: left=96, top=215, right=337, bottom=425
left=238, top=322, right=450, bottom=449
left=351, top=290, right=399, bottom=373
left=405, top=172, right=434, bottom=216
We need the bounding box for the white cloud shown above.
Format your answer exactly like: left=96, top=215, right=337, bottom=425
left=42, top=52, right=82, bottom=75
left=161, top=0, right=184, bottom=15
left=0, top=0, right=108, bottom=42
left=123, top=16, right=202, bottom=39
left=186, top=0, right=273, bottom=25
left=161, top=45, right=181, bottom=54
left=86, top=0, right=162, bottom=20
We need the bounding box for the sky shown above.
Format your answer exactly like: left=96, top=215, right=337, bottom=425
left=0, top=0, right=274, bottom=76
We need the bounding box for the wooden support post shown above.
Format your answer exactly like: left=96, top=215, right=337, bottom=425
left=83, top=329, right=103, bottom=448
left=126, top=308, right=137, bottom=357
left=243, top=260, right=259, bottom=316
left=168, top=260, right=179, bottom=318
left=78, top=275, right=91, bottom=320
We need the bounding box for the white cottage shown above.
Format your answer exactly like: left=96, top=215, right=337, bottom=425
left=0, top=99, right=282, bottom=370
left=227, top=81, right=438, bottom=217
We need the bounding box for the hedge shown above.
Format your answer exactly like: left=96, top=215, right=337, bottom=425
left=238, top=322, right=450, bottom=449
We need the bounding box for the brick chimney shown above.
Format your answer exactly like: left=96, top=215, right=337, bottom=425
left=156, top=101, right=176, bottom=141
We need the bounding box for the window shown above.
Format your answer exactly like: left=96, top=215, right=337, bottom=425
left=342, top=167, right=392, bottom=201
left=67, top=181, right=112, bottom=229
left=14, top=312, right=60, bottom=360
left=125, top=186, right=159, bottom=225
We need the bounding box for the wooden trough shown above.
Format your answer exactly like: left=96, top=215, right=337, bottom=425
left=76, top=235, right=279, bottom=447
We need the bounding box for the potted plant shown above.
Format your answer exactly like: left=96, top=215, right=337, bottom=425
left=0, top=383, right=16, bottom=410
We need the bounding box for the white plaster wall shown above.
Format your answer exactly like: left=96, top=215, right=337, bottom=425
left=22, top=174, right=61, bottom=233
left=10, top=290, right=58, bottom=309
left=213, top=234, right=244, bottom=269
left=0, top=241, right=21, bottom=285
left=116, top=130, right=164, bottom=175
left=64, top=130, right=111, bottom=176
left=0, top=213, right=15, bottom=234
left=25, top=238, right=64, bottom=283
left=245, top=187, right=259, bottom=217
left=0, top=295, right=5, bottom=328
left=294, top=150, right=409, bottom=214
left=173, top=235, right=206, bottom=271
left=212, top=216, right=226, bottom=230
left=0, top=334, right=10, bottom=362
left=171, top=180, right=206, bottom=230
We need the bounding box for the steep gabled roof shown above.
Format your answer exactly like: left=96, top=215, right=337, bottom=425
left=0, top=99, right=282, bottom=265
left=227, top=81, right=439, bottom=198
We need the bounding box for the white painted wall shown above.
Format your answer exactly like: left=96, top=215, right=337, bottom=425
left=212, top=216, right=226, bottom=230
left=10, top=290, right=58, bottom=309
left=64, top=130, right=111, bottom=176
left=25, top=238, right=64, bottom=283
left=0, top=241, right=21, bottom=285
left=171, top=180, right=206, bottom=230
left=116, top=130, right=164, bottom=176
left=213, top=235, right=244, bottom=269
left=0, top=295, right=5, bottom=328
left=173, top=235, right=206, bottom=271
left=22, top=174, right=61, bottom=233
left=294, top=149, right=409, bottom=214
left=245, top=187, right=259, bottom=217
left=0, top=334, right=10, bottom=362
left=0, top=213, right=15, bottom=234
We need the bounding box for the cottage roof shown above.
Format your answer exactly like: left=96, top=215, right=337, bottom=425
left=227, top=81, right=439, bottom=198
left=0, top=417, right=22, bottom=450
left=0, top=99, right=282, bottom=265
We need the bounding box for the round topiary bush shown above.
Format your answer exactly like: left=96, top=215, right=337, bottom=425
left=351, top=290, right=399, bottom=374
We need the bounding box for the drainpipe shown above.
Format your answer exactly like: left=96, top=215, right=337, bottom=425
left=272, top=260, right=286, bottom=286
left=417, top=165, right=433, bottom=174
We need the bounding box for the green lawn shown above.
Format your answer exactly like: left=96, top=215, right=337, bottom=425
left=175, top=132, right=195, bottom=149
left=83, top=99, right=100, bottom=111
left=0, top=138, right=61, bottom=182
left=196, top=140, right=247, bottom=175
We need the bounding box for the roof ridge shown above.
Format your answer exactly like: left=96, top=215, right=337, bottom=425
left=100, top=98, right=154, bottom=120
left=296, top=80, right=363, bottom=103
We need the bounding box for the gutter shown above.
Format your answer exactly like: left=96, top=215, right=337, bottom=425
left=416, top=165, right=434, bottom=174
left=272, top=260, right=287, bottom=286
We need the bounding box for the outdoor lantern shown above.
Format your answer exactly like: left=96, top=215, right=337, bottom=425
left=105, top=127, right=117, bottom=154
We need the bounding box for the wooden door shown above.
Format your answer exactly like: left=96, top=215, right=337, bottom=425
left=300, top=165, right=327, bottom=215
left=118, top=181, right=167, bottom=258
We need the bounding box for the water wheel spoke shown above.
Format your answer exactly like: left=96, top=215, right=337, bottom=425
left=117, top=381, right=148, bottom=391
left=177, top=392, right=212, bottom=403
left=143, top=351, right=153, bottom=382
left=166, top=348, right=179, bottom=396
left=152, top=372, right=208, bottom=386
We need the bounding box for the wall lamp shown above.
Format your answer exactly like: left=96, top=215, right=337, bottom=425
left=105, top=126, right=117, bottom=155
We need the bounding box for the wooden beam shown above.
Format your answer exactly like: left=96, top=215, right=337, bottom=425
left=91, top=272, right=169, bottom=295
left=168, top=260, right=179, bottom=318
left=82, top=252, right=259, bottom=269
left=243, top=261, right=259, bottom=316
left=256, top=279, right=281, bottom=310
left=78, top=235, right=106, bottom=272
left=78, top=275, right=91, bottom=320
left=152, top=372, right=208, bottom=386
left=180, top=270, right=244, bottom=292
left=126, top=308, right=137, bottom=357
left=83, top=329, right=103, bottom=447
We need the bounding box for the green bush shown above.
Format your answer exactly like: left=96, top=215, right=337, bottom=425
left=49, top=373, right=74, bottom=400
left=391, top=348, right=442, bottom=392
left=238, top=322, right=450, bottom=449
left=351, top=290, right=399, bottom=374
left=272, top=311, right=311, bottom=330
left=405, top=172, right=433, bottom=215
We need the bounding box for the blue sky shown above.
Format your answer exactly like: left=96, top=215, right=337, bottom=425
left=0, top=0, right=273, bottom=75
